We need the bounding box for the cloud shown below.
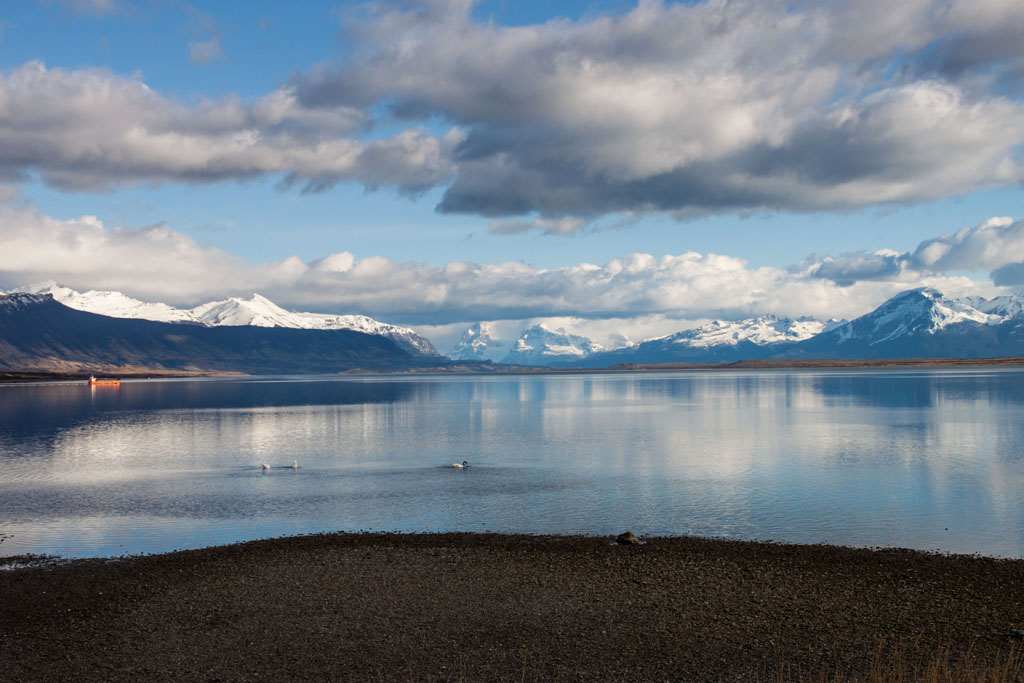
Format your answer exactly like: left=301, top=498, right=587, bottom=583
left=806, top=216, right=1024, bottom=285
left=186, top=5, right=223, bottom=64
left=802, top=249, right=913, bottom=287
left=0, top=202, right=1009, bottom=327
left=189, top=36, right=222, bottom=64
left=910, top=216, right=1024, bottom=271
left=43, top=0, right=121, bottom=16
left=991, top=262, right=1024, bottom=286
left=9, top=1, right=1024, bottom=228
left=909, top=0, right=1024, bottom=89
left=489, top=216, right=589, bottom=236
left=0, top=205, right=256, bottom=300
left=286, top=0, right=1024, bottom=228
left=0, top=61, right=460, bottom=194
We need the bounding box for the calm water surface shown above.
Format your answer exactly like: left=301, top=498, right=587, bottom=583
left=1, top=370, right=1023, bottom=558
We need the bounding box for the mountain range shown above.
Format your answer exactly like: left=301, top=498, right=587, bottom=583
left=2, top=285, right=1024, bottom=374
left=448, top=288, right=1024, bottom=366
left=0, top=292, right=440, bottom=375
left=13, top=283, right=439, bottom=358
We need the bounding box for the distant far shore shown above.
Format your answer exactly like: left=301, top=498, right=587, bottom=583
left=598, top=356, right=1024, bottom=370
left=2, top=532, right=1022, bottom=681
left=0, top=370, right=244, bottom=383
left=4, top=356, right=1024, bottom=383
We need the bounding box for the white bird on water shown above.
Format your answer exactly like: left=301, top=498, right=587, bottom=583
left=450, top=460, right=469, bottom=468
left=290, top=460, right=298, bottom=469
left=261, top=463, right=270, bottom=470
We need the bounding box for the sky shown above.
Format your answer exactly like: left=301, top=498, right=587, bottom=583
left=1, top=0, right=1023, bottom=352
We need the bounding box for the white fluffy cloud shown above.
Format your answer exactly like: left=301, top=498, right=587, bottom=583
left=0, top=203, right=257, bottom=299
left=807, top=216, right=1024, bottom=285
left=0, top=62, right=461, bottom=193
left=0, top=202, right=1010, bottom=327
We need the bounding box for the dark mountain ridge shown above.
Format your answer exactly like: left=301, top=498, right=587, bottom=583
left=0, top=294, right=442, bottom=374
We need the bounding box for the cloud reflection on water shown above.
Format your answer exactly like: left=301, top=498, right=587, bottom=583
left=1, top=370, right=1022, bottom=558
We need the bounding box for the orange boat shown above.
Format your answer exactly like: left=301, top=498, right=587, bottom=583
left=88, top=375, right=121, bottom=386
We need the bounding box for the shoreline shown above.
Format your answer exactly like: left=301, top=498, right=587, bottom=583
left=3, top=356, right=1024, bottom=383
left=3, top=531, right=1022, bottom=681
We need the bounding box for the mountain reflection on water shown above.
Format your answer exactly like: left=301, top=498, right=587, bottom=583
left=1, top=369, right=1022, bottom=558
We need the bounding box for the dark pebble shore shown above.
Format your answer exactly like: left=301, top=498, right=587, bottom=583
left=2, top=532, right=1023, bottom=681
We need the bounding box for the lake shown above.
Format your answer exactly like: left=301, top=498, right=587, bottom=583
left=1, top=369, right=1023, bottom=558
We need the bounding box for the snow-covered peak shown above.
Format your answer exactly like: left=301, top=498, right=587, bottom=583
left=190, top=293, right=298, bottom=327
left=16, top=280, right=78, bottom=300
left=502, top=324, right=605, bottom=365
left=660, top=315, right=839, bottom=348
left=188, top=294, right=440, bottom=356
left=0, top=292, right=51, bottom=309
left=964, top=294, right=1024, bottom=321
left=6, top=284, right=439, bottom=357
left=15, top=282, right=201, bottom=324
left=827, top=287, right=1002, bottom=346
left=449, top=322, right=505, bottom=362
left=863, top=288, right=996, bottom=342
left=295, top=312, right=440, bottom=357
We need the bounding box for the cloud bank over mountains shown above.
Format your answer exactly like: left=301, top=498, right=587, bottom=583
left=0, top=199, right=1016, bottom=328
left=3, top=0, right=1024, bottom=231
left=805, top=217, right=1024, bottom=285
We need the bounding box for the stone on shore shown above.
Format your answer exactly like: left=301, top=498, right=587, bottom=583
left=615, top=531, right=640, bottom=545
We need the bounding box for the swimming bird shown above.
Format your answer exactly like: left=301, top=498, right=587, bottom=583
left=261, top=463, right=270, bottom=470
left=290, top=460, right=298, bottom=469
left=450, top=460, right=469, bottom=468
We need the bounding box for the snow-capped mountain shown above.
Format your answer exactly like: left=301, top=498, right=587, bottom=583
left=577, top=315, right=844, bottom=366
left=12, top=283, right=440, bottom=358
left=965, top=294, right=1024, bottom=320
left=830, top=288, right=998, bottom=346
left=448, top=322, right=506, bottom=362
left=0, top=292, right=428, bottom=375
left=575, top=288, right=1024, bottom=366
left=9, top=283, right=1024, bottom=369
left=666, top=315, right=844, bottom=349
left=501, top=323, right=606, bottom=366
left=0, top=292, right=49, bottom=311
left=188, top=294, right=440, bottom=357
left=793, top=287, right=1024, bottom=359
left=15, top=282, right=202, bottom=324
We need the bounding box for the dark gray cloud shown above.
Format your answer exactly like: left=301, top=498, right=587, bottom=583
left=8, top=1, right=1024, bottom=228
left=288, top=0, right=1024, bottom=230
left=807, top=251, right=907, bottom=287
left=901, top=1, right=1024, bottom=91
left=992, top=262, right=1024, bottom=286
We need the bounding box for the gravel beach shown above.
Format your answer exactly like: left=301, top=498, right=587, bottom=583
left=2, top=532, right=1022, bottom=681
